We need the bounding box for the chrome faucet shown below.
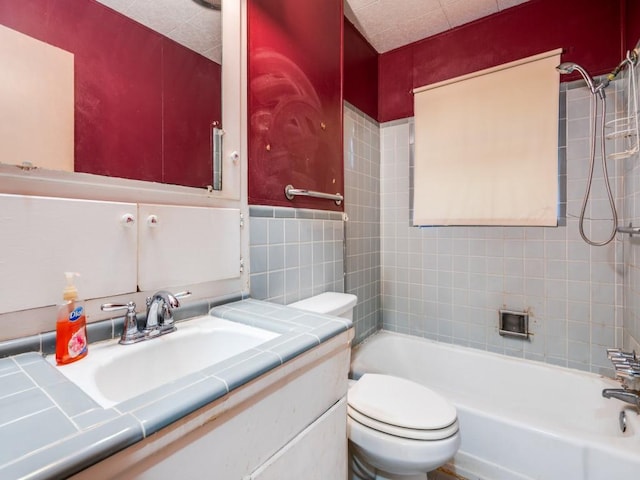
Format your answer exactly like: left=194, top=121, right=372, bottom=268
left=602, top=388, right=640, bottom=408
left=144, top=290, right=191, bottom=336
left=606, top=348, right=640, bottom=387
left=100, top=290, right=191, bottom=345
left=603, top=348, right=640, bottom=407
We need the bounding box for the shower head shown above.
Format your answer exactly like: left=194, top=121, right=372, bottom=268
left=193, top=0, right=221, bottom=10
left=556, top=62, right=577, bottom=75
left=556, top=62, right=601, bottom=97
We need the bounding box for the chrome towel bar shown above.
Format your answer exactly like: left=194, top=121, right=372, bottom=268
left=284, top=184, right=343, bottom=206
left=616, top=224, right=640, bottom=236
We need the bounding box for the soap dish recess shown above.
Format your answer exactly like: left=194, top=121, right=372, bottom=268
left=498, top=309, right=529, bottom=339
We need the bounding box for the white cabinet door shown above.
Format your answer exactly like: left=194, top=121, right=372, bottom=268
left=246, top=397, right=347, bottom=480
left=0, top=194, right=137, bottom=313
left=137, top=204, right=241, bottom=291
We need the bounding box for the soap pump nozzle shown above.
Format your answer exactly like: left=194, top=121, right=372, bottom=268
left=63, top=272, right=80, bottom=301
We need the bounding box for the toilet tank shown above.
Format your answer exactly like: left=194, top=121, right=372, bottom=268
left=289, top=292, right=358, bottom=321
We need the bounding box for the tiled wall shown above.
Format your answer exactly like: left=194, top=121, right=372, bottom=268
left=344, top=103, right=382, bottom=343
left=248, top=206, right=344, bottom=305
left=380, top=80, right=625, bottom=375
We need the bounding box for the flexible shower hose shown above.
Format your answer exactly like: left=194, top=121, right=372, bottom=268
left=578, top=92, right=618, bottom=246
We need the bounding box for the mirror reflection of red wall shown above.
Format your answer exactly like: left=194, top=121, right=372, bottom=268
left=0, top=0, right=221, bottom=188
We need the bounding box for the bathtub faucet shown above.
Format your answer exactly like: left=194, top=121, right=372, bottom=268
left=602, top=388, right=640, bottom=408
left=606, top=348, right=640, bottom=387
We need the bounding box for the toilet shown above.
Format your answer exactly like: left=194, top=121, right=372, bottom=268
left=288, top=292, right=461, bottom=480
left=289, top=291, right=358, bottom=321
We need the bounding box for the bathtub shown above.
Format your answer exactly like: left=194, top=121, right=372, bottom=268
left=350, top=331, right=640, bottom=480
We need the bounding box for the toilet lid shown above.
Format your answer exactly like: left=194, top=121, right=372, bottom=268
left=348, top=374, right=457, bottom=432
left=347, top=405, right=459, bottom=441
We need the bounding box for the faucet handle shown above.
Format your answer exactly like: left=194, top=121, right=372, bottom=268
left=101, top=301, right=136, bottom=312
left=608, top=348, right=637, bottom=361
left=101, top=302, right=144, bottom=345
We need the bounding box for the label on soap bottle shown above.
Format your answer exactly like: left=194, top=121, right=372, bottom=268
left=68, top=328, right=87, bottom=358
left=69, top=306, right=84, bottom=322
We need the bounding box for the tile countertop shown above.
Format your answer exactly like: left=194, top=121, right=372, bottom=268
left=0, top=299, right=352, bottom=480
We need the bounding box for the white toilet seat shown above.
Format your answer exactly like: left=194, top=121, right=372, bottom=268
left=347, top=405, right=459, bottom=441
left=348, top=374, right=458, bottom=437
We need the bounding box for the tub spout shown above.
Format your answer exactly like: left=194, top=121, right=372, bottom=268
left=602, top=388, right=640, bottom=407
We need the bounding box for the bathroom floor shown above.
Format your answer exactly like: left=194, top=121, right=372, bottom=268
left=428, top=467, right=468, bottom=480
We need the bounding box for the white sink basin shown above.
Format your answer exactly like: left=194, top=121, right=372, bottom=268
left=48, top=315, right=279, bottom=408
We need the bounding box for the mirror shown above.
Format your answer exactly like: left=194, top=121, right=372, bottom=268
left=0, top=0, right=222, bottom=189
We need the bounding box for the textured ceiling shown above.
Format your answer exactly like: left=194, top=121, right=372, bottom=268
left=95, top=0, right=532, bottom=64
left=344, top=0, right=531, bottom=53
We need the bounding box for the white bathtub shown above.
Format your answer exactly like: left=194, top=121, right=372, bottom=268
left=350, top=331, right=640, bottom=480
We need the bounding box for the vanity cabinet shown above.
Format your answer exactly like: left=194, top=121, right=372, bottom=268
left=246, top=398, right=347, bottom=480
left=71, top=330, right=351, bottom=479
left=137, top=204, right=241, bottom=291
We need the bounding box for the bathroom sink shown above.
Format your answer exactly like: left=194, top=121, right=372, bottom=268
left=48, top=315, right=279, bottom=408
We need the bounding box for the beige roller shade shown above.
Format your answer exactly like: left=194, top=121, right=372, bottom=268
left=0, top=24, right=74, bottom=172
left=413, top=49, right=562, bottom=226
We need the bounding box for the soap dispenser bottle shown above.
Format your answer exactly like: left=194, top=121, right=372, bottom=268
left=55, top=272, right=88, bottom=365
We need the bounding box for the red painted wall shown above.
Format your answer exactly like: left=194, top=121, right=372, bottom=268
left=248, top=0, right=344, bottom=211
left=0, top=0, right=220, bottom=188
left=343, top=18, right=378, bottom=120
left=163, top=40, right=221, bottom=188
left=626, top=0, right=640, bottom=54
left=378, top=0, right=629, bottom=123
